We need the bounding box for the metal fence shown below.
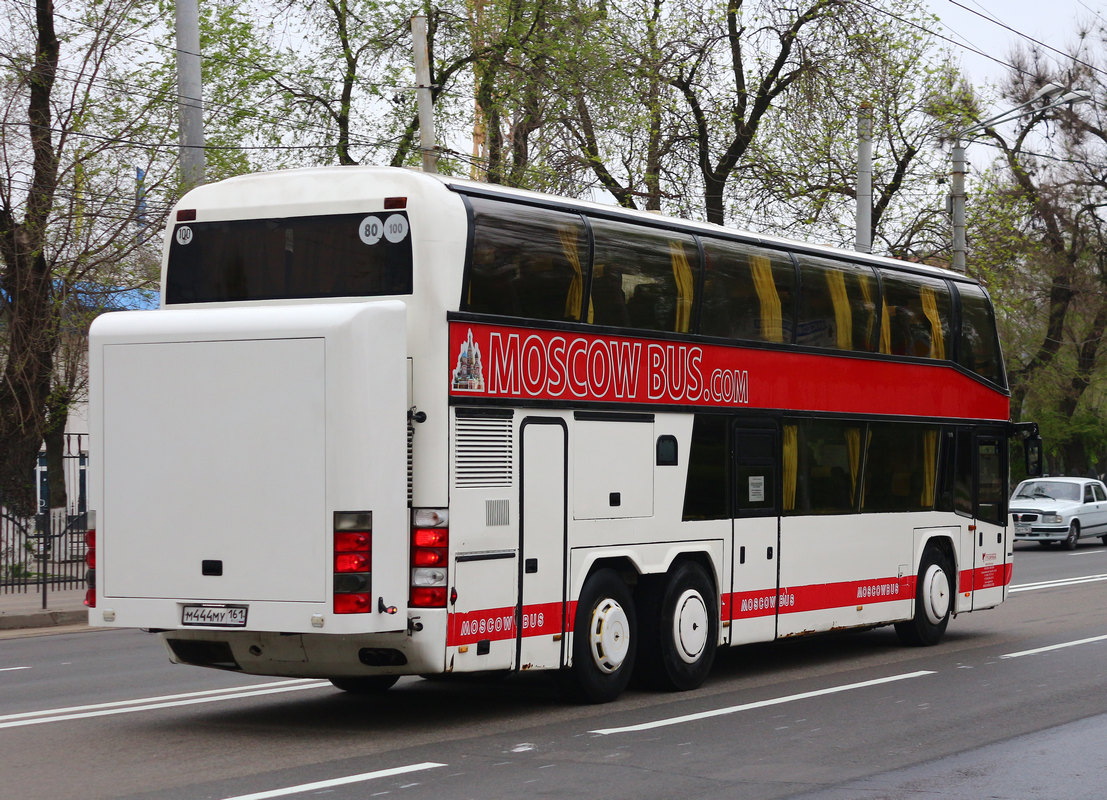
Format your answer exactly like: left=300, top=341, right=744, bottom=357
left=1, top=509, right=89, bottom=607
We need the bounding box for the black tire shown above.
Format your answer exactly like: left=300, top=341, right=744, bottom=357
left=637, top=561, right=718, bottom=691
left=1100, top=534, right=1107, bottom=546
left=895, top=544, right=953, bottom=647
left=569, top=568, right=636, bottom=704
left=1065, top=521, right=1080, bottom=550
left=328, top=675, right=399, bottom=693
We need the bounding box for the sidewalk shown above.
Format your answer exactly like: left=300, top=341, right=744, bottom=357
left=0, top=587, right=89, bottom=631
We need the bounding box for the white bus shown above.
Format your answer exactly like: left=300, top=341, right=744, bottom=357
left=87, top=166, right=1039, bottom=702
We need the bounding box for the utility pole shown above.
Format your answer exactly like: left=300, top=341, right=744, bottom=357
left=411, top=16, right=438, bottom=174
left=950, top=142, right=967, bottom=273
left=855, top=102, right=872, bottom=254
left=176, top=0, right=206, bottom=190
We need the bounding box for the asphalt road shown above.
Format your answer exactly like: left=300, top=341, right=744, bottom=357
left=5, top=541, right=1107, bottom=800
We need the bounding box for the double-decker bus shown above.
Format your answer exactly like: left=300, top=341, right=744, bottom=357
left=87, top=166, right=1040, bottom=703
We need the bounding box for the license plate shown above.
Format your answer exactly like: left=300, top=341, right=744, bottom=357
left=1014, top=522, right=1031, bottom=536
left=182, top=604, right=248, bottom=627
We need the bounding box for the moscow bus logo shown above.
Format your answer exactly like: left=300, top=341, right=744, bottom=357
left=452, top=329, right=485, bottom=391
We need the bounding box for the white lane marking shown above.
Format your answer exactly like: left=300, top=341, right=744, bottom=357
left=0, top=679, right=330, bottom=729
left=1001, top=634, right=1107, bottom=659
left=591, top=671, right=935, bottom=735
left=221, top=763, right=447, bottom=800
left=0, top=667, right=30, bottom=673
left=1009, top=573, right=1107, bottom=593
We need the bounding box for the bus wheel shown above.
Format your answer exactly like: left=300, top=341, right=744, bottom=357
left=570, top=569, right=636, bottom=704
left=638, top=562, right=717, bottom=691
left=329, top=675, right=399, bottom=693
left=895, top=545, right=952, bottom=646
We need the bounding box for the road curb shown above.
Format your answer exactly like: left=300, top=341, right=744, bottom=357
left=0, top=609, right=89, bottom=631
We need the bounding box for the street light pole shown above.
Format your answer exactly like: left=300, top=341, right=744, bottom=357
left=950, top=83, right=1090, bottom=273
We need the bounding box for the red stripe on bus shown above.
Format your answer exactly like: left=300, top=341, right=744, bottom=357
left=447, top=602, right=566, bottom=647
left=448, top=321, right=1009, bottom=420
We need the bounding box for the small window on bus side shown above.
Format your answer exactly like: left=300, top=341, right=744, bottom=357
left=463, top=197, right=589, bottom=321
left=682, top=415, right=728, bottom=520
left=878, top=271, right=952, bottom=360
left=588, top=218, right=698, bottom=333
left=700, top=239, right=795, bottom=343
left=782, top=419, right=863, bottom=514
left=795, top=256, right=877, bottom=352
left=956, top=283, right=1006, bottom=387
left=862, top=423, right=940, bottom=512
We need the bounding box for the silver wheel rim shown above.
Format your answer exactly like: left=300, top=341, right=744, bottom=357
left=673, top=589, right=709, bottom=664
left=588, top=598, right=630, bottom=674
left=921, top=563, right=950, bottom=625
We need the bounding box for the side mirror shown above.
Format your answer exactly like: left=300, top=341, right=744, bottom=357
left=1024, top=435, right=1043, bottom=477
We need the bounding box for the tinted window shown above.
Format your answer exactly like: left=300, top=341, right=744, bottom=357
left=463, top=198, right=589, bottom=321
left=683, top=415, right=728, bottom=520
left=796, top=256, right=878, bottom=351
left=976, top=437, right=1005, bottom=524
left=879, top=271, right=952, bottom=360
left=734, top=426, right=777, bottom=515
left=862, top=423, right=940, bottom=512
left=166, top=213, right=413, bottom=303
left=783, top=419, right=863, bottom=514
left=700, top=239, right=795, bottom=343
left=957, top=283, right=1006, bottom=386
left=589, top=218, right=698, bottom=333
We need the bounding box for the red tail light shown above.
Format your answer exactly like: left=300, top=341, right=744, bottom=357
left=84, top=514, right=96, bottom=608
left=410, top=509, right=449, bottom=608
left=333, top=511, right=372, bottom=614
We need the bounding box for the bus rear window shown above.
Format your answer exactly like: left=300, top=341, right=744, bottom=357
left=165, top=212, right=413, bottom=303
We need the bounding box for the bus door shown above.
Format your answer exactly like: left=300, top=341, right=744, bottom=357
left=970, top=432, right=1008, bottom=609
left=729, top=422, right=780, bottom=645
left=517, top=418, right=569, bottom=671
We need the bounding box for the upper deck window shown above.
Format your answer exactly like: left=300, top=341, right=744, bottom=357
left=795, top=256, right=877, bottom=352
left=588, top=218, right=698, bottom=333
left=878, top=270, right=951, bottom=360
left=463, top=198, right=589, bottom=321
left=165, top=212, right=413, bottom=303
left=956, top=283, right=1006, bottom=387
left=700, top=239, right=795, bottom=343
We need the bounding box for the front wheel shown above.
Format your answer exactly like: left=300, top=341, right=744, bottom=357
left=569, top=568, right=636, bottom=704
left=895, top=544, right=952, bottom=646
left=1065, top=521, right=1080, bottom=550
left=637, top=562, right=718, bottom=691
left=329, top=675, right=399, bottom=694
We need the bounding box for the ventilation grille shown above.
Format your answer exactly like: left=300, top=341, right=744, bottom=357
left=455, top=417, right=513, bottom=488
left=407, top=422, right=415, bottom=505
left=486, top=499, right=510, bottom=526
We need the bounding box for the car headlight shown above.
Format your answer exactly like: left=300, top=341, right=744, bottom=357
left=1042, top=514, right=1063, bottom=524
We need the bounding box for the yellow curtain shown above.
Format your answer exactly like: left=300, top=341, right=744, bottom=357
left=920, top=286, right=946, bottom=360
left=859, top=429, right=873, bottom=509
left=560, top=227, right=583, bottom=320
left=670, top=242, right=695, bottom=333
left=751, top=255, right=784, bottom=343
left=858, top=273, right=876, bottom=347
left=880, top=299, right=892, bottom=354
left=783, top=424, right=798, bottom=512
left=922, top=429, right=938, bottom=507
left=826, top=269, right=852, bottom=350
left=845, top=427, right=862, bottom=507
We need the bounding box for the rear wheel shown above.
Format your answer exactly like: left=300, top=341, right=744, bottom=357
left=569, top=568, right=636, bottom=704
left=637, top=561, right=717, bottom=691
left=329, top=675, right=399, bottom=693
left=895, top=544, right=952, bottom=646
left=1065, top=521, right=1080, bottom=550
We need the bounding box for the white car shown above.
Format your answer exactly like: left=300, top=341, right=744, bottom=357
left=1010, top=477, right=1107, bottom=549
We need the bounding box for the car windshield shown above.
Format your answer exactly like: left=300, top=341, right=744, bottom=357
left=1013, top=480, right=1081, bottom=502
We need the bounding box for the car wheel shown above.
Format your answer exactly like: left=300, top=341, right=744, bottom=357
left=895, top=543, right=952, bottom=647
left=569, top=568, right=636, bottom=704
left=636, top=561, right=718, bottom=692
left=329, top=675, right=399, bottom=693
left=1064, top=521, right=1080, bottom=550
